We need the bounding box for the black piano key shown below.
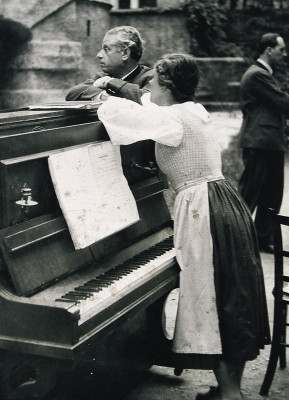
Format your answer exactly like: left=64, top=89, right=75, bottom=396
left=93, top=275, right=112, bottom=280
left=88, top=279, right=111, bottom=285
left=83, top=285, right=103, bottom=291
left=113, top=269, right=131, bottom=276
left=119, top=266, right=139, bottom=271
left=124, top=262, right=144, bottom=267
left=145, top=249, right=165, bottom=255
left=105, top=274, right=122, bottom=280
left=66, top=292, right=89, bottom=299
left=84, top=281, right=110, bottom=288
left=55, top=298, right=77, bottom=303
left=98, top=276, right=115, bottom=281
left=133, top=257, right=151, bottom=262
left=72, top=291, right=93, bottom=298
left=61, top=295, right=81, bottom=302
left=75, top=286, right=100, bottom=293
left=136, top=253, right=154, bottom=258
left=83, top=282, right=102, bottom=289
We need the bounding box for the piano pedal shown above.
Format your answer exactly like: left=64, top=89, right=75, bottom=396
left=174, top=368, right=183, bottom=376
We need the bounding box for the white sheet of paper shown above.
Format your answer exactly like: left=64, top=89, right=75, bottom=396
left=48, top=141, right=139, bottom=249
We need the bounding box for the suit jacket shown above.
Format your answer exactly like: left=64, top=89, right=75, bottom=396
left=65, top=65, right=153, bottom=104
left=239, top=61, right=289, bottom=152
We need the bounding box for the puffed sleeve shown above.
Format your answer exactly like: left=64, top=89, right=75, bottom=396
left=97, top=97, right=183, bottom=147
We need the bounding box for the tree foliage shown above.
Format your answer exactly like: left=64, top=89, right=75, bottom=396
left=183, top=0, right=241, bottom=57
left=183, top=1, right=289, bottom=90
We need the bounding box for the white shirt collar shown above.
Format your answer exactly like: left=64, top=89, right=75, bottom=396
left=257, top=58, right=273, bottom=75
left=121, top=66, right=139, bottom=80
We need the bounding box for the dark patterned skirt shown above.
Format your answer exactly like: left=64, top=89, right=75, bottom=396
left=208, top=179, right=271, bottom=363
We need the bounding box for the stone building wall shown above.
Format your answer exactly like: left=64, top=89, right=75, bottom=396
left=110, top=9, right=191, bottom=67
left=195, top=57, right=247, bottom=109
left=1, top=0, right=71, bottom=28
left=0, top=0, right=111, bottom=109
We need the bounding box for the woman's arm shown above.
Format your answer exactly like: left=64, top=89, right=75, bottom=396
left=98, top=97, right=182, bottom=147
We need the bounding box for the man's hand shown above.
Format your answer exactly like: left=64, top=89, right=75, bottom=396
left=93, top=76, right=113, bottom=89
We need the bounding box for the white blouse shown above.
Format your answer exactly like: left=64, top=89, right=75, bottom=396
left=97, top=96, right=211, bottom=147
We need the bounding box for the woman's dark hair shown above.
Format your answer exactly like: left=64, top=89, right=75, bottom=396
left=155, top=54, right=200, bottom=102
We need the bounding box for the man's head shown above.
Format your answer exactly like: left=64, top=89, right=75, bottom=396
left=97, top=26, right=144, bottom=78
left=258, top=33, right=287, bottom=68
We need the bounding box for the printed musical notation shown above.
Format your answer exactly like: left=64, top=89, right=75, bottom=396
left=48, top=142, right=140, bottom=249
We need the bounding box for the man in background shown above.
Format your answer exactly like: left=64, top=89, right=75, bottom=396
left=66, top=25, right=153, bottom=104
left=238, top=32, right=289, bottom=253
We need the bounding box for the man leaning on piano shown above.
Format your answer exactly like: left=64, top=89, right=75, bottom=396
left=65, top=25, right=153, bottom=105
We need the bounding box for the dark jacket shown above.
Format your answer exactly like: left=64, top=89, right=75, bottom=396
left=65, top=65, right=153, bottom=104
left=239, top=61, right=289, bottom=152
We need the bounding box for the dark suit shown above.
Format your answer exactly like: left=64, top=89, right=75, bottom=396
left=238, top=61, right=289, bottom=248
left=65, top=65, right=153, bottom=104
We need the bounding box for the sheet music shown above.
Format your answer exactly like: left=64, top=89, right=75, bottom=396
left=48, top=142, right=139, bottom=249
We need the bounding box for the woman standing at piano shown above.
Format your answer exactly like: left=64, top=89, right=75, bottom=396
left=97, top=54, right=270, bottom=400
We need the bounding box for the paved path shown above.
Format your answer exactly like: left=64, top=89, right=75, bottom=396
left=210, top=110, right=243, bottom=151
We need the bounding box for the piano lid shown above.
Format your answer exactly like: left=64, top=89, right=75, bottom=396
left=0, top=107, right=100, bottom=136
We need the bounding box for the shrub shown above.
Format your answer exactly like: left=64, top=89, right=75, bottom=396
left=183, top=0, right=241, bottom=57
left=183, top=2, right=289, bottom=89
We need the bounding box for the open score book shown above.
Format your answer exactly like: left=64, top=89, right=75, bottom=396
left=48, top=142, right=140, bottom=250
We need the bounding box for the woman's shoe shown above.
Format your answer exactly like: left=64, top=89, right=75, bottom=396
left=195, top=386, right=220, bottom=399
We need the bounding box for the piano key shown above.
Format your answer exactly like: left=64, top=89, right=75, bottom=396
left=66, top=292, right=89, bottom=299
left=61, top=295, right=81, bottom=302
left=55, top=297, right=77, bottom=303
left=83, top=282, right=105, bottom=289
left=74, top=286, right=99, bottom=293
left=87, top=279, right=111, bottom=286
left=104, top=274, right=122, bottom=280
left=72, top=291, right=93, bottom=298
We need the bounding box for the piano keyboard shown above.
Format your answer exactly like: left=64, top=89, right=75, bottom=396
left=56, top=236, right=175, bottom=323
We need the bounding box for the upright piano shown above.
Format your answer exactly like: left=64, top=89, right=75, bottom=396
left=0, top=107, right=179, bottom=399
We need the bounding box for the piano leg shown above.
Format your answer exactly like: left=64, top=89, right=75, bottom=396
left=0, top=350, right=69, bottom=399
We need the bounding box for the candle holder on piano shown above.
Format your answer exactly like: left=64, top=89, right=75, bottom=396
left=15, top=183, right=38, bottom=213
left=131, top=160, right=158, bottom=175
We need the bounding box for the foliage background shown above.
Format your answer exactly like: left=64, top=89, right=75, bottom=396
left=180, top=1, right=289, bottom=190
left=183, top=0, right=289, bottom=90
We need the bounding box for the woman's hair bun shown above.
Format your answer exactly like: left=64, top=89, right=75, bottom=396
left=155, top=54, right=200, bottom=101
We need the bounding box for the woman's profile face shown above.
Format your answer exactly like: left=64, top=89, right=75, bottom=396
left=149, top=70, right=166, bottom=105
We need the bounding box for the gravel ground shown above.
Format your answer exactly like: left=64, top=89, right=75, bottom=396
left=210, top=110, right=243, bottom=152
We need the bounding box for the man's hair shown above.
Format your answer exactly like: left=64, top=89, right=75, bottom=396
left=105, top=26, right=144, bottom=61
left=155, top=53, right=200, bottom=102
left=258, top=33, right=280, bottom=55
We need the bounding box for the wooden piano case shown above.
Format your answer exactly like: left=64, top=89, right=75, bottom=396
left=0, top=108, right=179, bottom=399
